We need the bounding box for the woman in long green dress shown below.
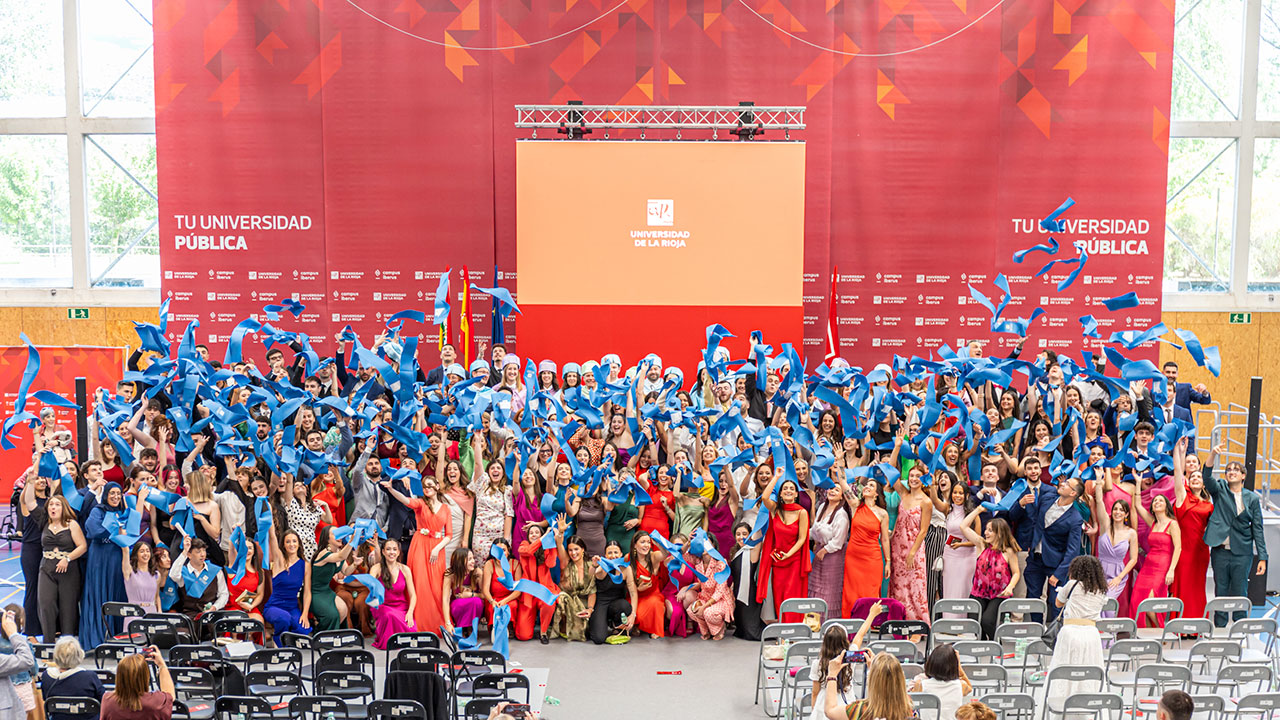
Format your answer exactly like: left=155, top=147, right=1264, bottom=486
left=671, top=477, right=709, bottom=539
left=310, top=525, right=355, bottom=631
left=552, top=522, right=596, bottom=641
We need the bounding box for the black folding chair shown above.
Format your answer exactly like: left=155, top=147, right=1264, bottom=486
left=44, top=696, right=101, bottom=720
left=450, top=651, right=508, bottom=720
left=215, top=617, right=268, bottom=647
left=367, top=699, right=427, bottom=720
left=470, top=674, right=530, bottom=705
left=92, top=667, right=116, bottom=690
left=246, top=648, right=303, bottom=677
left=93, top=642, right=141, bottom=668
left=101, top=602, right=147, bottom=643
left=169, top=666, right=218, bottom=720
left=289, top=696, right=350, bottom=720
left=280, top=632, right=314, bottom=681
left=383, top=631, right=440, bottom=670
left=214, top=696, right=274, bottom=720
left=461, top=699, right=509, bottom=720
left=388, top=647, right=450, bottom=673
left=244, top=670, right=305, bottom=717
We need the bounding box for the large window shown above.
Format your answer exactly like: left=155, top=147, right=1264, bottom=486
left=0, top=0, right=156, bottom=305
left=1166, top=0, right=1280, bottom=307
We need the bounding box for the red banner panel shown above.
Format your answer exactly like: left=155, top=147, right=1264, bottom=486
left=0, top=347, right=125, bottom=495
left=155, top=0, right=1171, bottom=368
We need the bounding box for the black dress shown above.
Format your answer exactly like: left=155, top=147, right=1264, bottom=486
left=731, top=548, right=764, bottom=641
left=20, top=495, right=46, bottom=636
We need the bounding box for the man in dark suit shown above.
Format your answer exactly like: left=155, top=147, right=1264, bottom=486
left=1204, top=443, right=1268, bottom=626
left=1010, top=476, right=1084, bottom=621
left=1161, top=361, right=1212, bottom=423
left=424, top=343, right=457, bottom=386
left=993, top=456, right=1050, bottom=600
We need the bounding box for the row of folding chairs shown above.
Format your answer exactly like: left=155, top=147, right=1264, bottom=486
left=774, top=595, right=1255, bottom=635
left=756, top=611, right=1279, bottom=717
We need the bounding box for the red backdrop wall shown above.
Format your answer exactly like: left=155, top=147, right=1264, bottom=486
left=154, top=0, right=1172, bottom=370
left=0, top=347, right=125, bottom=495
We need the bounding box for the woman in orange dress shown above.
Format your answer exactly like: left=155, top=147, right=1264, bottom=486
left=516, top=525, right=559, bottom=643
left=1172, top=437, right=1213, bottom=618
left=757, top=476, right=812, bottom=623
left=839, top=472, right=892, bottom=617
left=629, top=532, right=669, bottom=637
left=382, top=475, right=452, bottom=635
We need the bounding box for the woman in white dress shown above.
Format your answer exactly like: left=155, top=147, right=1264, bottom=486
left=1046, top=555, right=1109, bottom=702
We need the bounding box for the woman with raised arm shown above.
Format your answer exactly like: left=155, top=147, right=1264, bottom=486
left=381, top=475, right=450, bottom=636
left=222, top=537, right=266, bottom=622
left=18, top=468, right=48, bottom=637
left=468, top=434, right=514, bottom=564
left=435, top=435, right=474, bottom=559
left=1130, top=492, right=1181, bottom=628
left=957, top=507, right=1020, bottom=639
left=1091, top=480, right=1138, bottom=618
left=839, top=455, right=892, bottom=616
left=1171, top=436, right=1213, bottom=619
left=262, top=529, right=312, bottom=645
left=889, top=464, right=933, bottom=622
left=756, top=474, right=811, bottom=623
left=121, top=540, right=160, bottom=625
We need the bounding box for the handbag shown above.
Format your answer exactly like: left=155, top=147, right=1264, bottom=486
left=1040, top=582, right=1076, bottom=650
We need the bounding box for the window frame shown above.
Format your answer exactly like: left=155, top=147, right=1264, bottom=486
left=1167, top=0, right=1280, bottom=310
left=0, top=0, right=156, bottom=307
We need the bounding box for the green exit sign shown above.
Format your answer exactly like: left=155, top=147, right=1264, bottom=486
left=1229, top=312, right=1252, bottom=324
left=67, top=308, right=90, bottom=320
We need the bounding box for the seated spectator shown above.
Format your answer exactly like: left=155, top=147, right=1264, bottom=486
left=100, top=649, right=173, bottom=720
left=39, top=636, right=103, bottom=720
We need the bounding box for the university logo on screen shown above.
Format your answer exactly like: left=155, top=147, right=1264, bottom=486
left=633, top=199, right=689, bottom=248
left=647, top=199, right=673, bottom=226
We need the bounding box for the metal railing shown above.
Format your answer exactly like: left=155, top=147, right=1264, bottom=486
left=1206, top=402, right=1280, bottom=510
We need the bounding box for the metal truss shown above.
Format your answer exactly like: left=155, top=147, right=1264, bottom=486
left=514, top=105, right=806, bottom=131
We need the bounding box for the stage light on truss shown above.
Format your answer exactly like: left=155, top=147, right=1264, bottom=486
left=732, top=101, right=764, bottom=141
left=557, top=100, right=592, bottom=140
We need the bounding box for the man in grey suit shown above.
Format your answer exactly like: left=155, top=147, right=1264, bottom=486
left=1204, top=443, right=1269, bottom=626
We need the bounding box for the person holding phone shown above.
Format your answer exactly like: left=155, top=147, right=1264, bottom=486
left=0, top=609, right=36, bottom=720
left=100, top=647, right=174, bottom=720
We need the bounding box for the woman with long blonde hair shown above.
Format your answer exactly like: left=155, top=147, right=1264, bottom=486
left=823, top=651, right=913, bottom=720
left=184, top=471, right=225, bottom=567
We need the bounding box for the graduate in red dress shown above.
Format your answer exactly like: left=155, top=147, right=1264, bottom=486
left=756, top=477, right=811, bottom=623
left=1172, top=438, right=1213, bottom=618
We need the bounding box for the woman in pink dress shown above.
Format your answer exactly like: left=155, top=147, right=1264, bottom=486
left=1091, top=482, right=1138, bottom=618
left=663, top=534, right=695, bottom=637
left=1130, top=494, right=1181, bottom=628
left=890, top=466, right=933, bottom=622
left=689, top=549, right=734, bottom=640
left=370, top=538, right=417, bottom=649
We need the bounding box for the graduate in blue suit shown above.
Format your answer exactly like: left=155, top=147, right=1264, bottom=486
left=1010, top=477, right=1084, bottom=622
